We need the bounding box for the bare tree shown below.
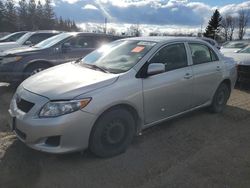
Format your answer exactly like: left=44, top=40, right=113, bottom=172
left=107, top=27, right=116, bottom=35
left=129, top=23, right=141, bottom=37
left=238, top=9, right=249, bottom=40
left=221, top=15, right=236, bottom=41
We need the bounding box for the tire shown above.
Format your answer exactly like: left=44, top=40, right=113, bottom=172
left=89, top=108, right=136, bottom=158
left=209, top=83, right=230, bottom=113
left=23, top=63, right=50, bottom=80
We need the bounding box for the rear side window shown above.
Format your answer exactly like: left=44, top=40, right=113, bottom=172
left=189, top=43, right=218, bottom=65
left=149, top=43, right=188, bottom=72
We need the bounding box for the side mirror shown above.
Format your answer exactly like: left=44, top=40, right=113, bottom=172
left=147, top=63, right=165, bottom=76
left=62, top=43, right=71, bottom=53
left=24, top=41, right=32, bottom=46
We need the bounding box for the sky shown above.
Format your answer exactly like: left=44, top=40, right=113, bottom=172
left=51, top=0, right=250, bottom=35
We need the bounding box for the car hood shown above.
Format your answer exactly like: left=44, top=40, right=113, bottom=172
left=22, top=63, right=119, bottom=100
left=220, top=48, right=241, bottom=54
left=0, top=42, right=20, bottom=52
left=224, top=53, right=250, bottom=66
left=3, top=46, right=40, bottom=55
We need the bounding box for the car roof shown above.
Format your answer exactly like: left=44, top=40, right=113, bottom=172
left=124, top=36, right=207, bottom=44
left=29, top=30, right=62, bottom=34
left=65, top=32, right=122, bottom=37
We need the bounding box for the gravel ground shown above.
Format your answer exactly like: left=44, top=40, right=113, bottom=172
left=1, top=84, right=250, bottom=188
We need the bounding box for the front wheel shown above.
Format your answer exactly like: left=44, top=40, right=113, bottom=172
left=209, top=83, right=230, bottom=113
left=23, top=63, right=50, bottom=80
left=89, top=108, right=136, bottom=158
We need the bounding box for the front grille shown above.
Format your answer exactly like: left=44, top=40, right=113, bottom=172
left=238, top=65, right=250, bottom=82
left=16, top=98, right=35, bottom=113
left=238, top=65, right=250, bottom=72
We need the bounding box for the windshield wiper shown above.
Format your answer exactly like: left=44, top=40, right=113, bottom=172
left=82, top=64, right=109, bottom=73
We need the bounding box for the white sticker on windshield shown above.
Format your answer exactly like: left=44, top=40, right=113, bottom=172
left=137, top=41, right=156, bottom=46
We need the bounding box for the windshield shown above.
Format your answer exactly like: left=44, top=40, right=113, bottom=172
left=80, top=40, right=156, bottom=74
left=238, top=46, right=250, bottom=53
left=34, top=33, right=72, bottom=49
left=223, top=41, right=249, bottom=49
left=0, top=32, right=23, bottom=41
left=16, top=32, right=33, bottom=45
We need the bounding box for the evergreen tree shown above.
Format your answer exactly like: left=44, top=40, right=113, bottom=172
left=0, top=0, right=6, bottom=32
left=27, top=0, right=37, bottom=30
left=18, top=0, right=28, bottom=30
left=43, top=0, right=55, bottom=29
left=0, top=0, right=80, bottom=32
left=36, top=0, right=44, bottom=29
left=4, top=0, right=17, bottom=32
left=204, top=9, right=222, bottom=39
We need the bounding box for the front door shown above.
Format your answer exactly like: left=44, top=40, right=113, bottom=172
left=142, top=43, right=194, bottom=124
left=61, top=36, right=96, bottom=62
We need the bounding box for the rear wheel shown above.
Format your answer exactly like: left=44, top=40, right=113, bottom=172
left=209, top=83, right=230, bottom=113
left=89, top=108, right=136, bottom=158
left=23, top=63, right=50, bottom=80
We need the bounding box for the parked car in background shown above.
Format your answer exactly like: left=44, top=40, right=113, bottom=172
left=0, top=31, right=28, bottom=43
left=0, top=30, right=61, bottom=52
left=0, top=32, right=122, bottom=84
left=220, top=40, right=249, bottom=54
left=198, top=37, right=220, bottom=49
left=223, top=45, right=250, bottom=83
left=9, top=37, right=237, bottom=157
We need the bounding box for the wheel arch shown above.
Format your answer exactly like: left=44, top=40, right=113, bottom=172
left=89, top=103, right=142, bottom=145
left=23, top=60, right=53, bottom=72
left=221, top=78, right=231, bottom=90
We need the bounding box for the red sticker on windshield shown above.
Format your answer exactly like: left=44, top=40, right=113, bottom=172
left=131, top=46, right=145, bottom=53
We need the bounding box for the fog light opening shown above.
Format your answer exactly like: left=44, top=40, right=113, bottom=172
left=45, top=136, right=60, bottom=147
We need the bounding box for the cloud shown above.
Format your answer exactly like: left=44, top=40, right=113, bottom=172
left=61, top=0, right=79, bottom=4
left=54, top=0, right=250, bottom=27
left=82, top=4, right=99, bottom=10
left=220, top=1, right=250, bottom=16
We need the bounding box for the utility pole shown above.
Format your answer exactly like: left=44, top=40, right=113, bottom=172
left=104, top=17, right=107, bottom=34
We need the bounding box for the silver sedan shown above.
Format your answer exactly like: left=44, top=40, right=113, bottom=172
left=9, top=37, right=237, bottom=157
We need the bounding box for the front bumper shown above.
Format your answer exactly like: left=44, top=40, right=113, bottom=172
left=9, top=86, right=97, bottom=153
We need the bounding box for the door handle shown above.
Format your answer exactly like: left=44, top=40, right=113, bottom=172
left=216, top=66, right=221, bottom=71
left=184, top=73, right=192, bottom=79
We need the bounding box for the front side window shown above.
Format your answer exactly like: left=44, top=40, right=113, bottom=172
left=149, top=43, right=188, bottom=72
left=27, top=33, right=55, bottom=45
left=80, top=40, right=156, bottom=74
left=189, top=43, right=218, bottom=65
left=64, top=36, right=96, bottom=49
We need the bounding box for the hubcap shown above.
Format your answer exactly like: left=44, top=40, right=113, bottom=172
left=103, top=120, right=126, bottom=145
left=30, top=68, right=45, bottom=75
left=217, top=90, right=225, bottom=105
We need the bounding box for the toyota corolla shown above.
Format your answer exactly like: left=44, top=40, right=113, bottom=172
left=9, top=37, right=237, bottom=157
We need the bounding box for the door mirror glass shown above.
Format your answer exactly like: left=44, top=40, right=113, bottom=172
left=147, top=63, right=165, bottom=76
left=62, top=42, right=71, bottom=53
left=24, top=40, right=32, bottom=46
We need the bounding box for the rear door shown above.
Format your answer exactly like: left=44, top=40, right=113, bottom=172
left=142, top=42, right=194, bottom=124
left=188, top=43, right=223, bottom=106
left=61, top=35, right=98, bottom=62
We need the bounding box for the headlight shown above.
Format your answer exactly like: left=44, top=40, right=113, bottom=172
left=39, top=98, right=91, bottom=118
left=1, top=56, right=22, bottom=64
